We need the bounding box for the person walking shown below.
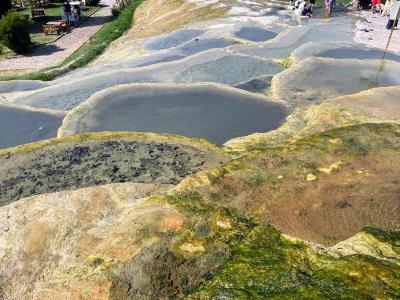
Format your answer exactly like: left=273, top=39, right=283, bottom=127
left=382, top=0, right=393, bottom=16
left=309, top=0, right=316, bottom=12
left=386, top=0, right=400, bottom=29
left=325, top=0, right=336, bottom=16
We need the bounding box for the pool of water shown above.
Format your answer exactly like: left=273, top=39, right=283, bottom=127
left=319, top=48, right=400, bottom=61
left=59, top=84, right=288, bottom=144
left=235, top=27, right=278, bottom=41
left=273, top=57, right=400, bottom=105
left=0, top=102, right=64, bottom=149
left=292, top=42, right=400, bottom=61
left=235, top=17, right=355, bottom=59
left=176, top=55, right=283, bottom=85
left=178, top=38, right=232, bottom=55
left=144, top=29, right=206, bottom=51
left=12, top=52, right=281, bottom=111
left=0, top=80, right=49, bottom=94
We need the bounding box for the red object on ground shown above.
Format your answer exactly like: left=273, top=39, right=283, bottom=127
left=372, top=0, right=380, bottom=6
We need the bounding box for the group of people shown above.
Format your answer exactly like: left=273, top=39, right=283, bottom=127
left=290, top=0, right=315, bottom=17
left=355, top=0, right=400, bottom=29
left=290, top=0, right=335, bottom=17
left=289, top=0, right=400, bottom=28
left=62, top=1, right=83, bottom=25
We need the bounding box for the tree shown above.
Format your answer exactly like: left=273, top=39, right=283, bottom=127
left=0, top=12, right=31, bottom=53
left=0, top=0, right=12, bottom=18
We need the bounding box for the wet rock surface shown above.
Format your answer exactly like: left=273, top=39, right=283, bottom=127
left=1, top=176, right=399, bottom=299
left=180, top=123, right=400, bottom=245
left=272, top=57, right=400, bottom=105
left=5, top=52, right=283, bottom=111
left=0, top=134, right=229, bottom=205
left=0, top=0, right=400, bottom=298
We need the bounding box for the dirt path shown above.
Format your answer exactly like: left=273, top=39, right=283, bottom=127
left=0, top=0, right=115, bottom=71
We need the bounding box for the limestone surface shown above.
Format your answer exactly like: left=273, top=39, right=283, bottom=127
left=179, top=123, right=400, bottom=245
left=6, top=52, right=283, bottom=111
left=1, top=179, right=399, bottom=299
left=1, top=0, right=400, bottom=298
left=291, top=42, right=400, bottom=62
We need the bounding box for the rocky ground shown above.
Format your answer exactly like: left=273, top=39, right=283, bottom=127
left=0, top=0, right=400, bottom=298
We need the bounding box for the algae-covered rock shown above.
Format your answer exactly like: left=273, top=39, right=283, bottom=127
left=226, top=86, right=400, bottom=151
left=1, top=183, right=399, bottom=299
left=329, top=226, right=400, bottom=261
left=187, top=225, right=400, bottom=299
left=0, top=186, right=251, bottom=299
left=0, top=132, right=230, bottom=205
left=179, top=123, right=400, bottom=245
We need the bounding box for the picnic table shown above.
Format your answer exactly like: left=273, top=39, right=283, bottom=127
left=43, top=20, right=67, bottom=35
left=31, top=8, right=45, bottom=18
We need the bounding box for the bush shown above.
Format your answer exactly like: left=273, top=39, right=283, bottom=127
left=111, top=4, right=120, bottom=16
left=0, top=12, right=31, bottom=53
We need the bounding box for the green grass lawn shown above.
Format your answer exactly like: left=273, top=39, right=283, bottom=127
left=19, top=3, right=98, bottom=45
left=11, top=0, right=144, bottom=81
left=0, top=3, right=99, bottom=63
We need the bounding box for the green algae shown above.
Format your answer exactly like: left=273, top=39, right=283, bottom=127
left=145, top=191, right=400, bottom=299
left=187, top=225, right=400, bottom=299
left=242, top=122, right=400, bottom=154
left=362, top=226, right=400, bottom=255
left=292, top=123, right=396, bottom=150
left=148, top=191, right=255, bottom=246
left=0, top=131, right=227, bottom=156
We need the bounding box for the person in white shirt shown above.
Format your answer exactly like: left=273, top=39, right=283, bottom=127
left=386, top=0, right=400, bottom=29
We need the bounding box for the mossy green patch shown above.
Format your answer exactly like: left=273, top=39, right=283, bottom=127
left=187, top=225, right=400, bottom=299
left=177, top=123, right=400, bottom=245
left=0, top=131, right=226, bottom=156
left=148, top=191, right=255, bottom=247
left=145, top=191, right=400, bottom=299
left=362, top=226, right=400, bottom=254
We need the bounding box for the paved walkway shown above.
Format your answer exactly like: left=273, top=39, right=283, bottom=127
left=0, top=0, right=114, bottom=71
left=354, top=10, right=400, bottom=52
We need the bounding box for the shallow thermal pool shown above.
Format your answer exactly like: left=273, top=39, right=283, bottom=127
left=0, top=102, right=64, bottom=149
left=235, top=26, right=278, bottom=42
left=59, top=84, right=288, bottom=144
